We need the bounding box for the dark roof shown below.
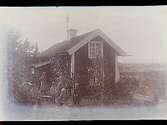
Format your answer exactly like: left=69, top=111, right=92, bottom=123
left=40, top=30, right=94, bottom=58
left=39, top=29, right=127, bottom=58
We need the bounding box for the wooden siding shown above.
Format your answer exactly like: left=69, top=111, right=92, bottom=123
left=103, top=41, right=116, bottom=83
left=92, top=36, right=116, bottom=84
left=74, top=43, right=89, bottom=96
left=74, top=36, right=117, bottom=96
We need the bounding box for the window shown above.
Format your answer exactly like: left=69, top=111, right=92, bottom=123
left=88, top=41, right=103, bottom=58
left=88, top=61, right=104, bottom=87
left=88, top=41, right=104, bottom=86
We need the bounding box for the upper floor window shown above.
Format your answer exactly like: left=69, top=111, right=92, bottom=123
left=88, top=41, right=103, bottom=59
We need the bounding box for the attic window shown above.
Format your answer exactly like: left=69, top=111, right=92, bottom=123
left=88, top=41, right=103, bottom=58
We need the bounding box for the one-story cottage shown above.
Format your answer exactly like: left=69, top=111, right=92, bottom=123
left=34, top=29, right=127, bottom=96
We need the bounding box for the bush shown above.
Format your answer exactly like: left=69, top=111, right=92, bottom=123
left=104, top=75, right=139, bottom=105
left=12, top=82, right=37, bottom=105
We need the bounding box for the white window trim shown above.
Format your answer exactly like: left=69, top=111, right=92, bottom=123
left=88, top=40, right=103, bottom=59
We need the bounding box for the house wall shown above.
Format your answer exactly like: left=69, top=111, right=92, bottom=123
left=74, top=36, right=117, bottom=96
left=103, top=40, right=116, bottom=83
left=92, top=36, right=116, bottom=84
left=74, top=43, right=89, bottom=96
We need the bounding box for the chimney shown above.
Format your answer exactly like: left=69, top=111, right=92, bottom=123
left=67, top=29, right=78, bottom=40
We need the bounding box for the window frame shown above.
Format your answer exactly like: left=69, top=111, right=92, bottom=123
left=88, top=40, right=103, bottom=59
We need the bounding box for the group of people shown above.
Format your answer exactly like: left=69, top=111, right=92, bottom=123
left=38, top=72, right=81, bottom=106
left=56, top=82, right=81, bottom=106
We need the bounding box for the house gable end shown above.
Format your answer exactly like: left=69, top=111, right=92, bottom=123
left=67, top=29, right=127, bottom=56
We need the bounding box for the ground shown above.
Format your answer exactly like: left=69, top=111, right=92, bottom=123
left=2, top=101, right=167, bottom=120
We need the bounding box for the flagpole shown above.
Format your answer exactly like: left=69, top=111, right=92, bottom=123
left=66, top=15, right=69, bottom=40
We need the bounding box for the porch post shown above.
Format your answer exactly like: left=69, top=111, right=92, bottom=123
left=115, top=55, right=120, bottom=83
left=71, top=52, right=75, bottom=78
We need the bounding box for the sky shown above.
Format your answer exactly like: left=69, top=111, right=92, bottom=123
left=0, top=6, right=167, bottom=63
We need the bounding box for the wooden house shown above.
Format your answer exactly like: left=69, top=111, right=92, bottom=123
left=34, top=29, right=126, bottom=96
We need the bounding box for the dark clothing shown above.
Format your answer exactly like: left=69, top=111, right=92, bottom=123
left=39, top=73, right=48, bottom=92
left=73, top=84, right=80, bottom=105
left=66, top=80, right=73, bottom=96
left=73, top=95, right=80, bottom=105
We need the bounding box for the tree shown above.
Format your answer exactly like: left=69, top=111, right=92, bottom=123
left=6, top=30, right=38, bottom=104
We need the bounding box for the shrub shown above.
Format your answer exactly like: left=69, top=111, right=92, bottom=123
left=104, top=74, right=139, bottom=105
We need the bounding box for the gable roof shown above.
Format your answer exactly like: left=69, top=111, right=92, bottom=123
left=40, top=29, right=127, bottom=58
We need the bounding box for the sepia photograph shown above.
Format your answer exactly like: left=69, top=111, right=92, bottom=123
left=0, top=6, right=167, bottom=120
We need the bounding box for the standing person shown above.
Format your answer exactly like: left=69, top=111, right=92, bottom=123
left=73, top=83, right=80, bottom=105
left=50, top=81, right=57, bottom=103
left=66, top=77, right=73, bottom=97
left=36, top=72, right=47, bottom=105
left=57, top=87, right=67, bottom=106
left=39, top=72, right=47, bottom=95
left=55, top=75, right=65, bottom=98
